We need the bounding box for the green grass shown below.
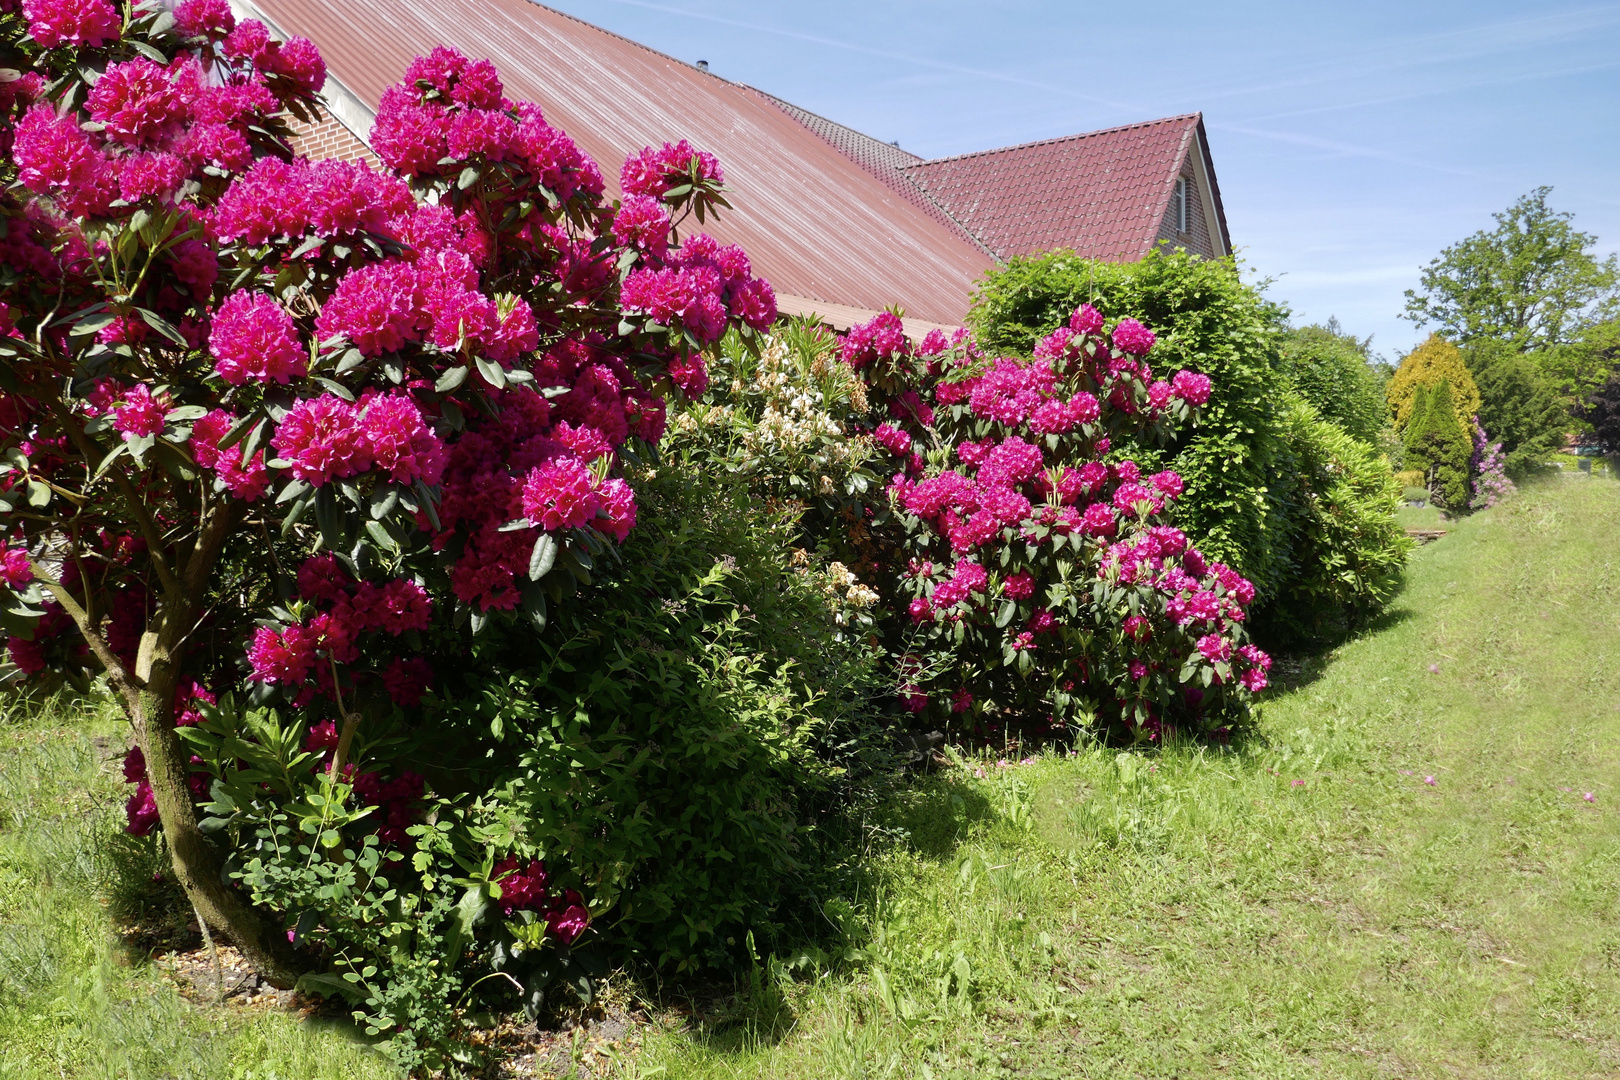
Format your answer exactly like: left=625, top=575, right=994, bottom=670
left=1394, top=504, right=1444, bottom=530
left=0, top=696, right=397, bottom=1079
left=628, top=474, right=1620, bottom=1079
left=2, top=475, right=1615, bottom=1079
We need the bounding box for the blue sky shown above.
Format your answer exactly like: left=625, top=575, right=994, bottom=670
left=546, top=0, right=1619, bottom=360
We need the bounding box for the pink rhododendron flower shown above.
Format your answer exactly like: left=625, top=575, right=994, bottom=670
left=272, top=395, right=371, bottom=485
left=596, top=477, right=638, bottom=542
left=840, top=312, right=907, bottom=369
left=666, top=354, right=709, bottom=399
left=1110, top=317, right=1156, bottom=356
left=1196, top=634, right=1232, bottom=663
left=191, top=409, right=270, bottom=500
left=174, top=0, right=234, bottom=37
left=520, top=457, right=600, bottom=531
left=610, top=193, right=670, bottom=256
left=1079, top=502, right=1116, bottom=538
left=247, top=624, right=319, bottom=685
left=1002, top=571, right=1034, bottom=600
left=315, top=260, right=422, bottom=356
left=0, top=547, right=31, bottom=590
left=1170, top=370, right=1212, bottom=406
left=951, top=688, right=973, bottom=713
left=24, top=0, right=121, bottom=48
left=360, top=393, right=445, bottom=486
left=1069, top=304, right=1104, bottom=336
left=86, top=59, right=177, bottom=146
left=872, top=423, right=911, bottom=457
left=382, top=656, right=433, bottom=707
left=210, top=291, right=306, bottom=385
left=113, top=385, right=166, bottom=439
left=620, top=139, right=722, bottom=199
left=546, top=901, right=591, bottom=945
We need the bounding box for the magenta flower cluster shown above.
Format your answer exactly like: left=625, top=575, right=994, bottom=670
left=845, top=303, right=1268, bottom=737
left=491, top=856, right=591, bottom=944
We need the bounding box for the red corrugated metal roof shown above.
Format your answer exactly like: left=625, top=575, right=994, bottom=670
left=755, top=93, right=995, bottom=258
left=246, top=0, right=995, bottom=325
left=901, top=116, right=1202, bottom=262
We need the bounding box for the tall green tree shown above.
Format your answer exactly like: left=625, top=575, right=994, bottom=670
left=1404, top=380, right=1472, bottom=510
left=1278, top=319, right=1388, bottom=444
left=1403, top=188, right=1620, bottom=352
left=1462, top=340, right=1566, bottom=476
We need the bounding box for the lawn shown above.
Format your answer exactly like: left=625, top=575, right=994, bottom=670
left=1, top=473, right=1615, bottom=1079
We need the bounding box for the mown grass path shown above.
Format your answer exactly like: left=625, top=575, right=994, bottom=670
left=0, top=476, right=1614, bottom=1079
left=642, top=475, right=1618, bottom=1079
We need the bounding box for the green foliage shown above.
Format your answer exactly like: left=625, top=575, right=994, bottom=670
left=663, top=319, right=883, bottom=546
left=1403, top=187, right=1620, bottom=351
left=1577, top=371, right=1620, bottom=455
left=1403, top=381, right=1472, bottom=510
left=969, top=248, right=1299, bottom=604
left=1278, top=320, right=1389, bottom=444
left=1462, top=339, right=1567, bottom=476
left=1259, top=398, right=1413, bottom=638
left=1537, top=318, right=1620, bottom=418
left=1387, top=334, right=1482, bottom=433
left=0, top=694, right=397, bottom=1079
left=435, top=465, right=891, bottom=971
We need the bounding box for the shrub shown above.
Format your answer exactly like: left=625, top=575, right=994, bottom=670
left=0, top=8, right=787, bottom=1069
left=970, top=248, right=1297, bottom=605
left=1470, top=419, right=1515, bottom=509
left=1462, top=339, right=1566, bottom=476
left=1387, top=334, right=1482, bottom=433
left=1403, top=382, right=1472, bottom=509
left=1278, top=321, right=1389, bottom=444
left=848, top=307, right=1271, bottom=741
left=1576, top=372, right=1620, bottom=454
left=426, top=464, right=889, bottom=971
left=662, top=319, right=884, bottom=551
left=1258, top=398, right=1412, bottom=638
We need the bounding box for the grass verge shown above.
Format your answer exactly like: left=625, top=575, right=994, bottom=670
left=628, top=473, right=1619, bottom=1079
left=0, top=694, right=396, bottom=1080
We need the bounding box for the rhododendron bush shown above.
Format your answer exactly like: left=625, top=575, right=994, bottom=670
left=0, top=0, right=772, bottom=1054
left=846, top=308, right=1270, bottom=740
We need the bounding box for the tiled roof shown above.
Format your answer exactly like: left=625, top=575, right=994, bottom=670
left=901, top=116, right=1204, bottom=262
left=756, top=92, right=994, bottom=255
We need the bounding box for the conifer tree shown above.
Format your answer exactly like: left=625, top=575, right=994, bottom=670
left=1405, top=380, right=1472, bottom=509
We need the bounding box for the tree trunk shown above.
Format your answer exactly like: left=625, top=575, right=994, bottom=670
left=138, top=685, right=307, bottom=989
left=133, top=500, right=307, bottom=990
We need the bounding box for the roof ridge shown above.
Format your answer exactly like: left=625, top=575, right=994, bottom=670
left=751, top=87, right=997, bottom=260
left=753, top=89, right=924, bottom=164
left=904, top=113, right=1202, bottom=170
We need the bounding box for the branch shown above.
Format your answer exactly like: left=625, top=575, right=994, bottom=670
left=38, top=392, right=184, bottom=597
left=27, top=557, right=144, bottom=716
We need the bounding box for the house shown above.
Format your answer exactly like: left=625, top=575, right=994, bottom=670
left=233, top=0, right=1231, bottom=332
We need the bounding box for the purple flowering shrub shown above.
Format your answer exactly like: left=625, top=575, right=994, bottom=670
left=0, top=0, right=774, bottom=1048
left=844, top=308, right=1270, bottom=742
left=1470, top=418, right=1515, bottom=509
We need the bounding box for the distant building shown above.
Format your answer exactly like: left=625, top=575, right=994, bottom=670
left=236, top=0, right=1231, bottom=331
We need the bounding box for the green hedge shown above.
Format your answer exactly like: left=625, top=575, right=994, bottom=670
left=970, top=248, right=1297, bottom=605
left=969, top=248, right=1411, bottom=637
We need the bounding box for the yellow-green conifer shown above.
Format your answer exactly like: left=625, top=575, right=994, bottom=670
left=1387, top=333, right=1482, bottom=433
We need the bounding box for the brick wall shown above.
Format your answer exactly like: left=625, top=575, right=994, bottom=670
left=1153, top=151, right=1216, bottom=258
left=291, top=115, right=380, bottom=167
